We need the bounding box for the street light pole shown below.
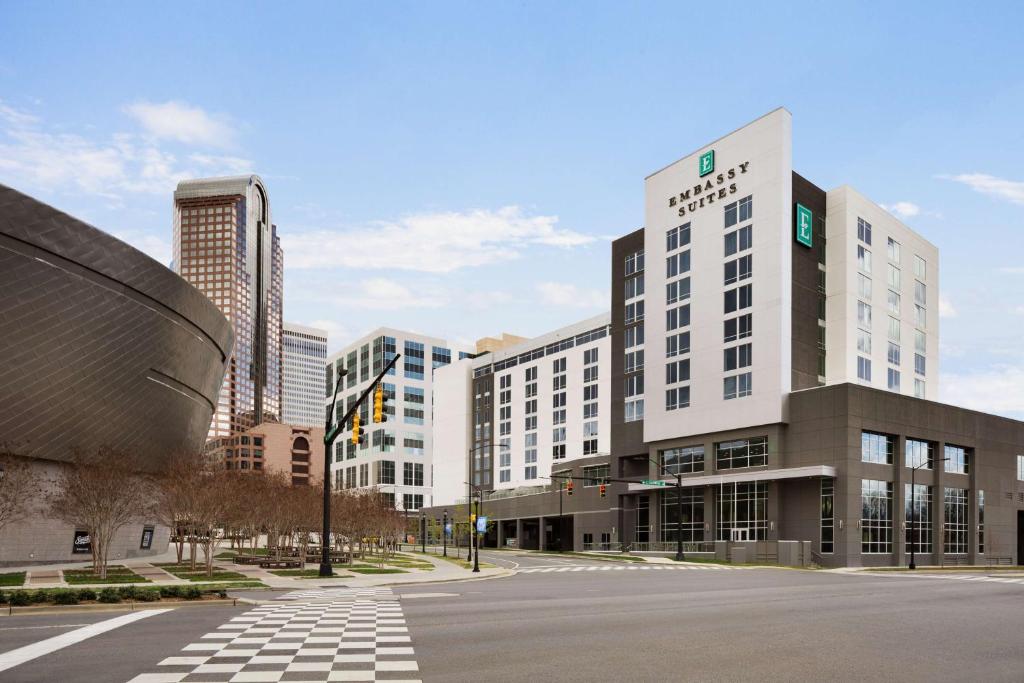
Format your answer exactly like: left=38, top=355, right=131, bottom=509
left=421, top=514, right=426, bottom=554
left=647, top=456, right=685, bottom=561
left=473, top=492, right=480, bottom=573
left=443, top=509, right=448, bottom=557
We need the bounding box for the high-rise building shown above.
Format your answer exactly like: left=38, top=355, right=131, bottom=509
left=282, top=322, right=328, bottom=427
left=173, top=175, right=284, bottom=442
left=423, top=109, right=1024, bottom=568
left=325, top=328, right=471, bottom=511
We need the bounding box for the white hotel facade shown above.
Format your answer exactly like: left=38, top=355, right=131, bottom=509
left=325, top=328, right=470, bottom=511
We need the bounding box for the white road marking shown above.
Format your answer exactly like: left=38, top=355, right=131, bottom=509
left=0, top=609, right=171, bottom=673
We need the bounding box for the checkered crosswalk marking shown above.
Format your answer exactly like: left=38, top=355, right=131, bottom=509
left=516, top=563, right=740, bottom=573
left=274, top=587, right=395, bottom=602
left=128, top=587, right=420, bottom=682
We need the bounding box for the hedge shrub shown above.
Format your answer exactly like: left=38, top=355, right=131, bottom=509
left=97, top=588, right=120, bottom=603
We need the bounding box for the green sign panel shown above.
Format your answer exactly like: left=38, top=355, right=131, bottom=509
left=641, top=479, right=667, bottom=487
left=698, top=150, right=714, bottom=177
left=795, top=203, right=813, bottom=248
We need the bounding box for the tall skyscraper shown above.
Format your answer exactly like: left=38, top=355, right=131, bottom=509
left=173, top=175, right=284, bottom=442
left=282, top=322, right=328, bottom=427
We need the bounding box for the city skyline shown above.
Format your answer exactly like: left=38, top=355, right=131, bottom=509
left=1, top=3, right=1022, bottom=421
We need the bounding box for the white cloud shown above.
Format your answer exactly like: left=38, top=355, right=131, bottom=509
left=282, top=206, right=594, bottom=274
left=111, top=229, right=172, bottom=266
left=939, top=295, right=957, bottom=319
left=940, top=365, right=1024, bottom=420
left=124, top=101, right=234, bottom=147
left=535, top=281, right=608, bottom=309
left=302, top=277, right=449, bottom=311
left=1014, top=306, right=1024, bottom=316
left=946, top=173, right=1024, bottom=205
left=0, top=101, right=251, bottom=202
left=882, top=201, right=920, bottom=219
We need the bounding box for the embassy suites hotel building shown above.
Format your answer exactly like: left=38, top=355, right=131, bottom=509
left=428, top=108, right=1024, bottom=567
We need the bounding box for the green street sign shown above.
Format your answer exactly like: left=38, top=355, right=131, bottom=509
left=795, top=203, right=813, bottom=248
left=698, top=150, right=714, bottom=177
left=641, top=479, right=667, bottom=487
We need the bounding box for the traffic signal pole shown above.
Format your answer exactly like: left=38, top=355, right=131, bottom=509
left=321, top=353, right=401, bottom=578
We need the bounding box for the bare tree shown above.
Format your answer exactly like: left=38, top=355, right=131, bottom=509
left=0, top=451, right=39, bottom=539
left=49, top=448, right=153, bottom=580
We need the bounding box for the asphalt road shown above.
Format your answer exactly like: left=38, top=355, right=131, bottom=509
left=1, top=558, right=1023, bottom=682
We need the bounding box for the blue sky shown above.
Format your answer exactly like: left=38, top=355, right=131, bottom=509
left=1, top=2, right=1022, bottom=418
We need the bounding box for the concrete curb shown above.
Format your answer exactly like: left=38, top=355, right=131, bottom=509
left=0, top=598, right=243, bottom=617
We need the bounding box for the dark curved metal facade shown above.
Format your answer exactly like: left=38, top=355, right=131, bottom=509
left=0, top=183, right=233, bottom=469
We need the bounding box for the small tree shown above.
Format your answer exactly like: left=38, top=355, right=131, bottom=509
left=49, top=448, right=152, bottom=580
left=0, top=451, right=39, bottom=539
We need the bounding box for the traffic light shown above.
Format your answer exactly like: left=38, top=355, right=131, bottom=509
left=599, top=483, right=607, bottom=498
left=351, top=413, right=364, bottom=445
left=373, top=384, right=385, bottom=423
left=566, top=480, right=574, bottom=496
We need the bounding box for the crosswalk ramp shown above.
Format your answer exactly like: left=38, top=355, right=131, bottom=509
left=516, top=563, right=740, bottom=574
left=868, top=572, right=1024, bottom=587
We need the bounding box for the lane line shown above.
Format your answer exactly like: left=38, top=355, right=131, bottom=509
left=0, top=609, right=172, bottom=673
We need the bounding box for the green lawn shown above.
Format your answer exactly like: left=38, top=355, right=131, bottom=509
left=0, top=572, right=25, bottom=587
left=414, top=552, right=494, bottom=570
left=63, top=567, right=150, bottom=584
left=155, top=563, right=249, bottom=582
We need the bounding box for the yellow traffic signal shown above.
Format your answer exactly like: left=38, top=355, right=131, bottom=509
left=351, top=412, right=361, bottom=445
left=373, top=384, right=384, bottom=423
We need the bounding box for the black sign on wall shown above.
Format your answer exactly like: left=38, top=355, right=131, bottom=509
left=72, top=530, right=92, bottom=554
left=140, top=526, right=154, bottom=550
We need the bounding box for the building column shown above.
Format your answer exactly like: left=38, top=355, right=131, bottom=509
left=894, top=435, right=906, bottom=568
left=704, top=486, right=715, bottom=545
left=969, top=455, right=978, bottom=565
left=497, top=520, right=505, bottom=549
left=933, top=441, right=946, bottom=565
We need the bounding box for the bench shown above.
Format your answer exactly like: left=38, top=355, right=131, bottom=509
left=259, top=559, right=304, bottom=570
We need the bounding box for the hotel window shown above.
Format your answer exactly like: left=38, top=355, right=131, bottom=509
left=666, top=359, right=690, bottom=384
left=623, top=375, right=642, bottom=399
left=666, top=251, right=691, bottom=278
left=624, top=399, right=644, bottom=423
left=524, top=466, right=537, bottom=480
left=887, top=289, right=901, bottom=314
left=624, top=324, right=644, bottom=348
left=723, top=372, right=752, bottom=400
left=944, top=445, right=969, bottom=475
left=887, top=368, right=900, bottom=391
left=887, top=341, right=900, bottom=366
left=861, top=479, right=893, bottom=554
left=887, top=237, right=901, bottom=263
left=666, top=304, right=690, bottom=331
left=552, top=427, right=566, bottom=443
left=724, top=225, right=753, bottom=256
left=552, top=393, right=566, bottom=408
left=716, top=436, right=766, bottom=470
left=724, top=314, right=752, bottom=343
left=857, top=329, right=872, bottom=354
left=724, top=255, right=752, bottom=285
left=625, top=350, right=644, bottom=372
left=625, top=300, right=645, bottom=323
left=665, top=386, right=690, bottom=411
left=944, top=488, right=969, bottom=554
left=584, top=348, right=599, bottom=365
left=724, top=284, right=753, bottom=314
left=666, top=277, right=691, bottom=304
left=724, top=196, right=753, bottom=228
left=553, top=375, right=566, bottom=391
left=666, top=223, right=691, bottom=252
left=914, top=305, right=926, bottom=328
left=887, top=264, right=901, bottom=291
left=978, top=491, right=986, bottom=554
left=403, top=462, right=424, bottom=487
left=552, top=444, right=566, bottom=460
left=857, top=301, right=872, bottom=327
left=905, top=438, right=933, bottom=469
left=625, top=274, right=645, bottom=299
left=857, top=356, right=871, bottom=382
left=583, top=365, right=598, bottom=383
left=1018, top=455, right=1024, bottom=481
left=552, top=408, right=565, bottom=425
left=661, top=489, right=705, bottom=543
left=857, top=274, right=872, bottom=299
left=914, top=255, right=926, bottom=279
left=666, top=332, right=690, bottom=358
left=583, top=402, right=598, bottom=419
left=888, top=317, right=900, bottom=342
left=582, top=464, right=610, bottom=487
left=861, top=432, right=894, bottom=464
left=914, top=379, right=925, bottom=398
left=625, top=249, right=644, bottom=276
left=738, top=196, right=753, bottom=222
left=857, top=217, right=872, bottom=245
left=905, top=483, right=932, bottom=554
left=717, top=482, right=766, bottom=541
left=914, top=280, right=926, bottom=305
left=403, top=494, right=424, bottom=511
left=661, top=445, right=704, bottom=474
left=723, top=344, right=752, bottom=371
left=820, top=478, right=834, bottom=553
left=857, top=245, right=872, bottom=274
left=377, top=460, right=395, bottom=485
left=583, top=439, right=599, bottom=455
left=584, top=385, right=599, bottom=401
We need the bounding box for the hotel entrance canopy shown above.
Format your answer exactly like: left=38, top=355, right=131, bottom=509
left=626, top=465, right=837, bottom=492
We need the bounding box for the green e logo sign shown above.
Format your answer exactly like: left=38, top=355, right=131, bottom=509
left=698, top=150, right=714, bottom=177
left=795, top=203, right=813, bottom=247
